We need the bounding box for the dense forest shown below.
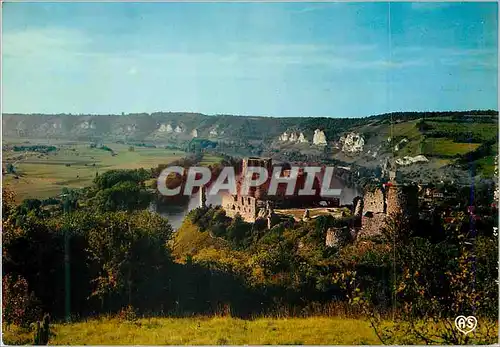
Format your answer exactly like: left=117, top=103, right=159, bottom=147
left=3, top=160, right=498, bottom=343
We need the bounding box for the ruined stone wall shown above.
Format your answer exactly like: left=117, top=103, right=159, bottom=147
left=242, top=157, right=272, bottom=176
left=222, top=194, right=257, bottom=222
left=325, top=228, right=340, bottom=247
left=239, top=157, right=272, bottom=198
left=385, top=185, right=418, bottom=217
left=358, top=184, right=419, bottom=238
left=363, top=189, right=385, bottom=214
left=385, top=186, right=403, bottom=216
left=359, top=213, right=387, bottom=238
left=325, top=227, right=351, bottom=247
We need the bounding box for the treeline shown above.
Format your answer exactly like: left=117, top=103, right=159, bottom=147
left=425, top=130, right=497, bottom=143
left=415, top=119, right=498, bottom=143
left=89, top=143, right=114, bottom=153
left=368, top=110, right=499, bottom=123
left=10, top=145, right=57, bottom=153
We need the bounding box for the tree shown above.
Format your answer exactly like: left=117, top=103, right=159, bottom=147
left=6, top=163, right=16, bottom=174
left=366, top=213, right=498, bottom=344
left=86, top=211, right=174, bottom=311
left=95, top=181, right=151, bottom=212
left=2, top=274, right=41, bottom=327
left=227, top=214, right=251, bottom=248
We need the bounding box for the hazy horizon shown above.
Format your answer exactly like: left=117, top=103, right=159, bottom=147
left=2, top=2, right=498, bottom=117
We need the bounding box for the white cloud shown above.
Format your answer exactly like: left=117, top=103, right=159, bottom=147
left=2, top=27, right=402, bottom=74
left=392, top=46, right=497, bottom=69
left=2, top=28, right=91, bottom=59
left=0, top=25, right=431, bottom=93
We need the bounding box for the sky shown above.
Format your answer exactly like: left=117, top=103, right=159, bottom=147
left=2, top=2, right=498, bottom=118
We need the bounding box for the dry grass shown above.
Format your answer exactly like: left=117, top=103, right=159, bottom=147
left=2, top=316, right=382, bottom=345
left=3, top=315, right=497, bottom=345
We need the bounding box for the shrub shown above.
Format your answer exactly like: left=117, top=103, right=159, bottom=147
left=2, top=274, right=42, bottom=327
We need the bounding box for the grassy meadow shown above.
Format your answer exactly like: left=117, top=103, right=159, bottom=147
left=2, top=140, right=185, bottom=201
left=422, top=138, right=482, bottom=157
left=3, top=317, right=382, bottom=345
left=3, top=316, right=497, bottom=345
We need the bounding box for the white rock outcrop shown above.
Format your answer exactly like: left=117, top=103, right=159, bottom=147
left=158, top=123, right=173, bottom=133
left=339, top=132, right=364, bottom=153
left=298, top=132, right=308, bottom=143
left=313, top=129, right=327, bottom=146
left=191, top=129, right=198, bottom=137
left=209, top=128, right=218, bottom=137
left=395, top=155, right=429, bottom=166
left=79, top=121, right=96, bottom=130
left=279, top=131, right=289, bottom=142
left=394, top=138, right=408, bottom=152
left=174, top=125, right=183, bottom=133
left=278, top=131, right=309, bottom=143
left=289, top=132, right=298, bottom=142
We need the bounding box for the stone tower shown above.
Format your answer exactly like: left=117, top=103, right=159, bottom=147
left=199, top=185, right=207, bottom=208
left=385, top=184, right=418, bottom=218
left=358, top=182, right=418, bottom=238
left=240, top=157, right=272, bottom=198
left=383, top=158, right=398, bottom=182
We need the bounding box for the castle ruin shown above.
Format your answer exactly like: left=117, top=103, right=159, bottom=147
left=222, top=157, right=274, bottom=222
left=222, top=157, right=340, bottom=223
left=354, top=181, right=418, bottom=238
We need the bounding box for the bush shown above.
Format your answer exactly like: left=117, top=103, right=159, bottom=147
left=2, top=274, right=42, bottom=327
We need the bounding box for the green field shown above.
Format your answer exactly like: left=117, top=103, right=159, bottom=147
left=199, top=154, right=223, bottom=166
left=422, top=138, right=481, bottom=157
left=475, top=153, right=498, bottom=178
left=427, top=121, right=498, bottom=142
left=392, top=121, right=426, bottom=156
left=359, top=119, right=497, bottom=163
left=2, top=142, right=185, bottom=201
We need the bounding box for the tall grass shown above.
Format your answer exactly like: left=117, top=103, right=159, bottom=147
left=4, top=313, right=497, bottom=345
left=2, top=316, right=382, bottom=345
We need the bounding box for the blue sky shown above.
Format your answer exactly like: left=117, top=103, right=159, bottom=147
left=2, top=2, right=498, bottom=117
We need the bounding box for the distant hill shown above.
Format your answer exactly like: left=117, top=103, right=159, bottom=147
left=3, top=110, right=497, bottom=143
left=336, top=111, right=498, bottom=181
left=2, top=110, right=498, bottom=179
left=2, top=112, right=368, bottom=143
